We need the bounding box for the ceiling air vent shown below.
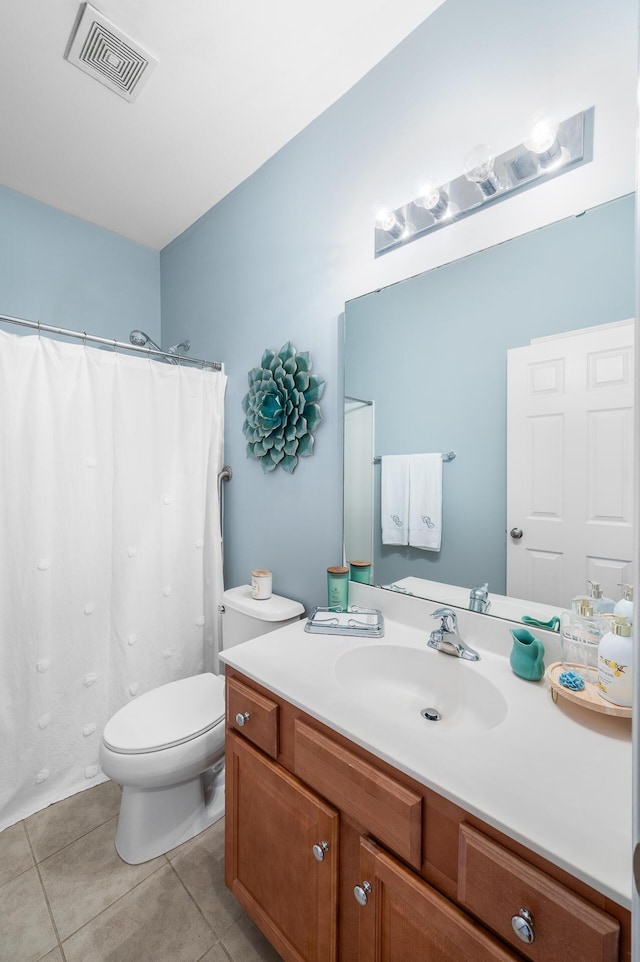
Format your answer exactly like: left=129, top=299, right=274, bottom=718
left=65, top=3, right=158, bottom=102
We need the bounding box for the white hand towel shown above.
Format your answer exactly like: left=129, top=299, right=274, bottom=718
left=409, top=454, right=442, bottom=551
left=381, top=455, right=410, bottom=545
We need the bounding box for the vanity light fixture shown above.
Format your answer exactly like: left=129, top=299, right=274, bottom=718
left=374, top=107, right=593, bottom=257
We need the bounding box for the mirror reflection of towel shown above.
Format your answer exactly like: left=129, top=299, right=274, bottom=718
left=409, top=454, right=442, bottom=551
left=381, top=455, right=410, bottom=545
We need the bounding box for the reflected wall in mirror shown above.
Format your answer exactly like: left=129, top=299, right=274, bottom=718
left=344, top=195, right=635, bottom=621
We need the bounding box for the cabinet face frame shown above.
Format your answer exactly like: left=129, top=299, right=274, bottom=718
left=225, top=730, right=339, bottom=962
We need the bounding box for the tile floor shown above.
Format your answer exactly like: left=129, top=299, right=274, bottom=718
left=0, top=781, right=283, bottom=962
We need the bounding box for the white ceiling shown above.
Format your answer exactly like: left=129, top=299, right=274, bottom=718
left=0, top=0, right=444, bottom=250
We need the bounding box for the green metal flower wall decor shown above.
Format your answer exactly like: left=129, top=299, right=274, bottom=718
left=242, top=341, right=326, bottom=473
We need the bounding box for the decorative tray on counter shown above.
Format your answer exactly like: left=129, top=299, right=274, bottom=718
left=304, top=605, right=385, bottom=638
left=546, top=662, right=632, bottom=718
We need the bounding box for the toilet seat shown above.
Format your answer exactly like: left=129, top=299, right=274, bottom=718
left=103, top=673, right=225, bottom=755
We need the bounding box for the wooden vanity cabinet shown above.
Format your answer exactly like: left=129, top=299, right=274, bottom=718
left=225, top=730, right=339, bottom=962
left=225, top=669, right=630, bottom=962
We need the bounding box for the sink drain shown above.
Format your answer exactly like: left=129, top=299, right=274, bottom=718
left=421, top=707, right=442, bottom=722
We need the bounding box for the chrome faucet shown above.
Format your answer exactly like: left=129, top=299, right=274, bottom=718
left=469, top=582, right=491, bottom=614
left=428, top=608, right=480, bottom=661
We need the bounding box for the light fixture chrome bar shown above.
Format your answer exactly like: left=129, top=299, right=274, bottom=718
left=374, top=107, right=593, bottom=257
left=0, top=313, right=223, bottom=372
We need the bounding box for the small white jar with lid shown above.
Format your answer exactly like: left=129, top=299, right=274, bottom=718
left=597, top=615, right=633, bottom=707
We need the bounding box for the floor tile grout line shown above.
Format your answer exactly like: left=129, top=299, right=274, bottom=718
left=166, top=857, right=222, bottom=943
left=55, top=855, right=170, bottom=946
left=0, top=820, right=38, bottom=890
left=25, top=806, right=123, bottom=866
left=23, top=817, right=66, bottom=958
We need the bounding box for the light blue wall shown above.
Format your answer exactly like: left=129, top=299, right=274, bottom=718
left=160, top=0, right=637, bottom=613
left=0, top=185, right=160, bottom=344
left=345, top=195, right=635, bottom=592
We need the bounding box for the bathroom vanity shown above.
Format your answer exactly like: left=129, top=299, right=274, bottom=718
left=221, top=587, right=631, bottom=962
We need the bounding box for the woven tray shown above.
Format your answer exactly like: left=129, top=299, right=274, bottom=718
left=546, top=662, right=631, bottom=718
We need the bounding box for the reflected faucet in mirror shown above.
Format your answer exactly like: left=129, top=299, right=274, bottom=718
left=469, top=583, right=491, bottom=614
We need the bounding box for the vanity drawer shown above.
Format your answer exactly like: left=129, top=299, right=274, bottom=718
left=226, top=676, right=279, bottom=759
left=293, top=719, right=422, bottom=868
left=458, top=824, right=619, bottom=962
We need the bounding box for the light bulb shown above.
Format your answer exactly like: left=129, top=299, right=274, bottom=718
left=374, top=204, right=403, bottom=238
left=524, top=114, right=562, bottom=169
left=463, top=144, right=500, bottom=196
left=416, top=179, right=450, bottom=220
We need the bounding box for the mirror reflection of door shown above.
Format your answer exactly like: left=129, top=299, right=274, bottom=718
left=344, top=399, right=375, bottom=576
left=507, top=319, right=634, bottom=605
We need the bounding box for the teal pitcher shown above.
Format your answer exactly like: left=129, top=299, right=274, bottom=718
left=509, top=628, right=545, bottom=681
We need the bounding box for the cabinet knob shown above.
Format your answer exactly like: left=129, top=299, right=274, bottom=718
left=312, top=841, right=329, bottom=862
left=510, top=527, right=524, bottom=540
left=235, top=711, right=250, bottom=727
left=353, top=881, right=372, bottom=906
left=511, top=908, right=535, bottom=944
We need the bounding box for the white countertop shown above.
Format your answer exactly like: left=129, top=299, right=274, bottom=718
left=221, top=585, right=632, bottom=909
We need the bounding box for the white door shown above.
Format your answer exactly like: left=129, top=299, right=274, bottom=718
left=507, top=319, right=634, bottom=608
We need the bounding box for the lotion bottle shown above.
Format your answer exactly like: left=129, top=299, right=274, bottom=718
left=597, top=615, right=633, bottom=707
left=614, top=584, right=634, bottom=625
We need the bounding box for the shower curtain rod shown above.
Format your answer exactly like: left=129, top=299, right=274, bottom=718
left=0, top=313, right=224, bottom=372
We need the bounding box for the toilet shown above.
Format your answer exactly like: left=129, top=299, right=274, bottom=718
left=99, top=585, right=304, bottom=864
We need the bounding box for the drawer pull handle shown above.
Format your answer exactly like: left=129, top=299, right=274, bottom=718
left=354, top=881, right=372, bottom=906
left=511, top=908, right=535, bottom=944
left=235, top=712, right=250, bottom=727
left=312, top=841, right=329, bottom=862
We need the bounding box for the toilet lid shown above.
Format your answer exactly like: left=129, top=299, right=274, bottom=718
left=103, top=673, right=225, bottom=754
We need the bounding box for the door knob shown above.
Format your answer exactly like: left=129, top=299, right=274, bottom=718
left=354, top=881, right=372, bottom=906
left=312, top=841, right=329, bottom=862
left=510, top=527, right=524, bottom=540
left=235, top=712, right=250, bottom=727
left=511, top=908, right=535, bottom=943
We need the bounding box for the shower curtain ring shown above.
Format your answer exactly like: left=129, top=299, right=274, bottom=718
left=113, top=338, right=117, bottom=353
left=82, top=331, right=87, bottom=347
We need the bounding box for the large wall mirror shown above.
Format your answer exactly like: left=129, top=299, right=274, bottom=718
left=344, top=194, right=635, bottom=621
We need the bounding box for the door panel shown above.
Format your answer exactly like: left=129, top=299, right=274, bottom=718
left=357, top=837, right=519, bottom=962
left=225, top=731, right=339, bottom=962
left=507, top=320, right=634, bottom=605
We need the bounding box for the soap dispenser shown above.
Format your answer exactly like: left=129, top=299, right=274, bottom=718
left=560, top=600, right=602, bottom=685
left=587, top=581, right=615, bottom=614
left=614, top=584, right=634, bottom=625
left=597, top=615, right=633, bottom=707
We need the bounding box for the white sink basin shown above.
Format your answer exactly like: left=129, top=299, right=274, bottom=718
left=334, top=644, right=508, bottom=733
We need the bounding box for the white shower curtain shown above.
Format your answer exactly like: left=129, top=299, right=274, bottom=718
left=0, top=330, right=227, bottom=831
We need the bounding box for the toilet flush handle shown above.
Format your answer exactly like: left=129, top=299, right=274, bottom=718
left=235, top=711, right=250, bottom=727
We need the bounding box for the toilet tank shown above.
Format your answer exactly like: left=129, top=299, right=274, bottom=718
left=221, top=585, right=305, bottom=650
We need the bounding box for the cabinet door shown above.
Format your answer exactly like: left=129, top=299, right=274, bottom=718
left=225, top=730, right=339, bottom=962
left=356, top=837, right=520, bottom=962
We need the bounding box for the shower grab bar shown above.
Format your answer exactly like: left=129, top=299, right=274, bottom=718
left=0, top=313, right=224, bottom=372
left=218, top=465, right=232, bottom=535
